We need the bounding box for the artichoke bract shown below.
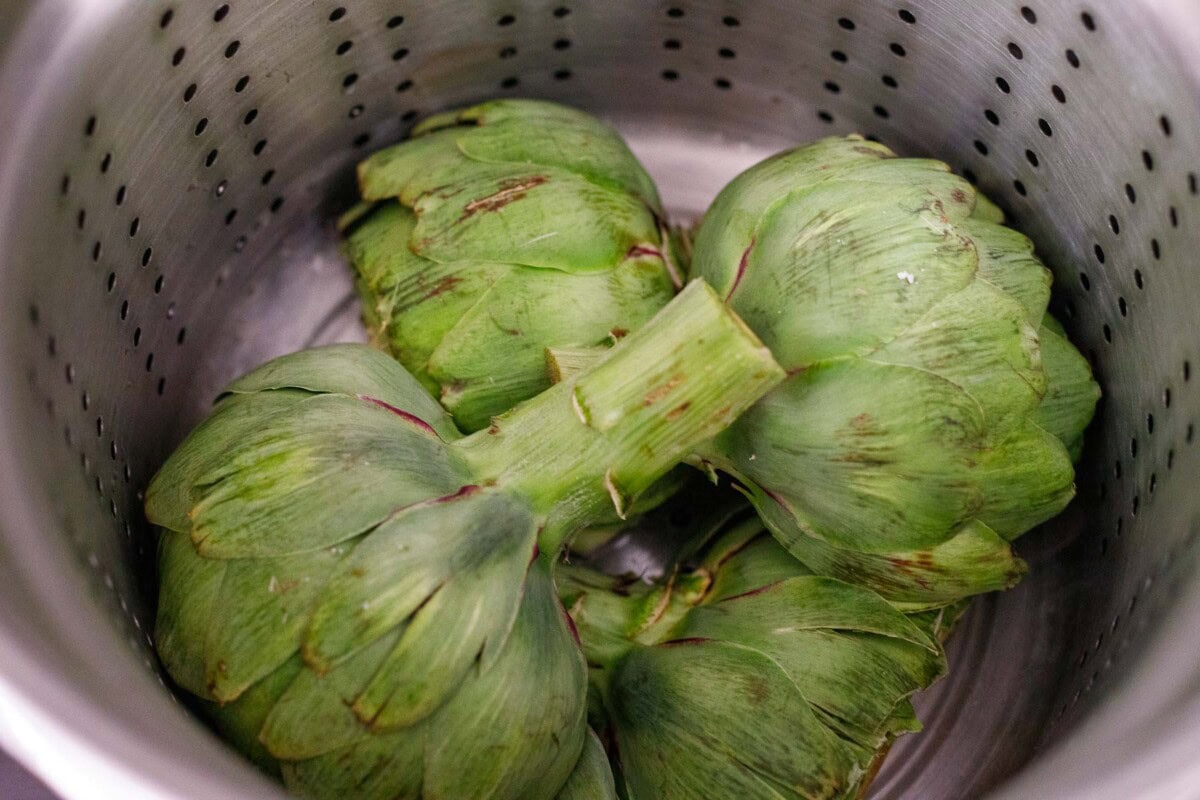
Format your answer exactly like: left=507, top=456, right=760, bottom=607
left=558, top=518, right=946, bottom=800
left=555, top=729, right=619, bottom=800
left=690, top=136, right=1099, bottom=608
left=145, top=281, right=784, bottom=800
left=344, top=99, right=681, bottom=432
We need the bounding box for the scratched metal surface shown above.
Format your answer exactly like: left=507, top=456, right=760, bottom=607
left=1, top=1, right=1199, bottom=798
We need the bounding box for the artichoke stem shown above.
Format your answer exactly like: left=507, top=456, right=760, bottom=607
left=456, top=281, right=784, bottom=550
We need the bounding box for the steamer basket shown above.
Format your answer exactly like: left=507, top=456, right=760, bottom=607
left=2, top=1, right=1200, bottom=798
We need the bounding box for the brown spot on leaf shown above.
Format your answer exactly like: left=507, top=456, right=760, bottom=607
left=642, top=374, right=683, bottom=406
left=421, top=274, right=462, bottom=301
left=459, top=175, right=548, bottom=221
left=719, top=580, right=784, bottom=602
left=357, top=395, right=438, bottom=437
left=666, top=401, right=692, bottom=421
left=743, top=675, right=771, bottom=705
left=952, top=188, right=968, bottom=204
left=627, top=244, right=663, bottom=259
left=610, top=327, right=628, bottom=339
left=726, top=237, right=756, bottom=300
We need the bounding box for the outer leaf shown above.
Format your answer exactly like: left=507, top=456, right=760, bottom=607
left=200, top=656, right=302, bottom=777
left=702, top=519, right=813, bottom=602
left=692, top=136, right=895, bottom=294
left=709, top=359, right=985, bottom=554
left=205, top=543, right=354, bottom=702
left=429, top=256, right=673, bottom=431
left=347, top=493, right=538, bottom=729
left=282, top=728, right=424, bottom=800
left=964, top=218, right=1052, bottom=325
left=261, top=630, right=402, bottom=760
left=411, top=165, right=660, bottom=273
left=221, top=343, right=460, bottom=442
left=154, top=531, right=225, bottom=698
left=556, top=729, right=618, bottom=800
left=677, top=577, right=944, bottom=749
left=186, top=394, right=468, bottom=558
left=344, top=201, right=512, bottom=396
left=611, top=640, right=853, bottom=800
left=455, top=115, right=663, bottom=211
left=304, top=491, right=534, bottom=685
left=731, top=178, right=978, bottom=368
left=422, top=560, right=587, bottom=800
left=357, top=127, right=470, bottom=202
left=1034, top=320, right=1100, bottom=461
left=751, top=484, right=1025, bottom=607
left=976, top=422, right=1076, bottom=539
left=869, top=279, right=1045, bottom=430
left=145, top=391, right=304, bottom=534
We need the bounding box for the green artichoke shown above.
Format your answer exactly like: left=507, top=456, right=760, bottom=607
left=688, top=136, right=1100, bottom=608
left=146, top=281, right=784, bottom=799
left=344, top=99, right=682, bottom=432
left=555, top=729, right=619, bottom=800
left=558, top=516, right=946, bottom=800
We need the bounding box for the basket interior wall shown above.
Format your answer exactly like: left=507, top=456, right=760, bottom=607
left=2, top=1, right=1200, bottom=798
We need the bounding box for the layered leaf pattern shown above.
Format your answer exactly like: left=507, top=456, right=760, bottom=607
left=346, top=99, right=680, bottom=431
left=692, top=136, right=1100, bottom=606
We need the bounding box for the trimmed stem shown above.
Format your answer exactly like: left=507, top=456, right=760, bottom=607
left=456, top=280, right=784, bottom=553
left=545, top=345, right=607, bottom=385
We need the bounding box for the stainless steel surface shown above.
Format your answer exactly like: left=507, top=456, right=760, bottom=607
left=0, top=1, right=1198, bottom=798
left=0, top=751, right=57, bottom=800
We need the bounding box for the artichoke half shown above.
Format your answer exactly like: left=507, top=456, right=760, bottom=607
left=688, top=136, right=1100, bottom=608
left=557, top=516, right=947, bottom=800
left=147, top=282, right=784, bottom=799
left=344, top=99, right=681, bottom=433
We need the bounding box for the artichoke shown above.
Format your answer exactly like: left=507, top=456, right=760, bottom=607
left=687, top=136, right=1099, bottom=608
left=344, top=99, right=681, bottom=432
left=146, top=281, right=784, bottom=799
left=556, top=729, right=619, bottom=800
left=558, top=516, right=946, bottom=800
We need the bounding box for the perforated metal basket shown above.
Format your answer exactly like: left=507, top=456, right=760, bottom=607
left=1, top=1, right=1200, bottom=798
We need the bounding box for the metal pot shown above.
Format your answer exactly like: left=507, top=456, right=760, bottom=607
left=1, top=1, right=1199, bottom=797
